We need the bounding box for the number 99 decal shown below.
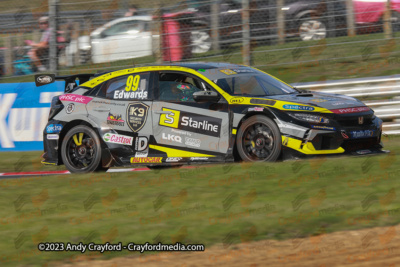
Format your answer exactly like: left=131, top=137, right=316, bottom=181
left=125, top=75, right=141, bottom=92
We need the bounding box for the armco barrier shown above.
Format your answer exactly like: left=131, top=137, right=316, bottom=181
left=0, top=81, right=64, bottom=151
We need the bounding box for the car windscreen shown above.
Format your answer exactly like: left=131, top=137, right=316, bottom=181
left=214, top=74, right=298, bottom=96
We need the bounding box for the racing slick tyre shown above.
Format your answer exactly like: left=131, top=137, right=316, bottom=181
left=61, top=125, right=106, bottom=173
left=236, top=115, right=281, bottom=162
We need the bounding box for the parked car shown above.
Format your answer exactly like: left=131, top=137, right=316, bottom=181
left=66, top=16, right=211, bottom=65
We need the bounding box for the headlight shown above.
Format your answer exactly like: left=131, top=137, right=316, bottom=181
left=289, top=113, right=330, bottom=124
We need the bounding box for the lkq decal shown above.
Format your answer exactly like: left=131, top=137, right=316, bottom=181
left=59, top=94, right=93, bottom=104
left=162, top=133, right=182, bottom=144
left=103, top=133, right=133, bottom=145
left=130, top=157, right=162, bottom=163
left=107, top=112, right=125, bottom=126
left=159, top=108, right=222, bottom=137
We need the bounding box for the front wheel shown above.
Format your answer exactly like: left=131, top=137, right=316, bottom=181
left=236, top=115, right=281, bottom=162
left=61, top=125, right=105, bottom=173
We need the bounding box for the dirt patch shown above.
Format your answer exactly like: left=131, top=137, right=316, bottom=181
left=58, top=224, right=400, bottom=267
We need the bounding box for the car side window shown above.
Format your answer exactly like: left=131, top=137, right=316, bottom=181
left=102, top=20, right=144, bottom=37
left=157, top=72, right=205, bottom=102
left=103, top=72, right=150, bottom=100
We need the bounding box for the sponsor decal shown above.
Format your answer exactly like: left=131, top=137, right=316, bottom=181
left=46, top=124, right=62, bottom=134
left=171, top=129, right=192, bottom=137
left=107, top=112, right=125, bottom=126
left=310, top=98, right=328, bottom=103
left=59, top=94, right=93, bottom=104
left=47, top=134, right=59, bottom=140
left=331, top=102, right=346, bottom=106
left=102, top=133, right=133, bottom=145
left=185, top=137, right=201, bottom=147
left=350, top=130, right=375, bottom=139
left=135, top=137, right=148, bottom=151
left=35, top=74, right=55, bottom=87
left=230, top=97, right=244, bottom=104
left=159, top=108, right=222, bottom=138
left=341, top=131, right=349, bottom=139
left=65, top=103, right=75, bottom=114
left=282, top=104, right=315, bottom=111
left=166, top=157, right=182, bottom=162
left=134, top=151, right=148, bottom=157
left=356, top=149, right=371, bottom=155
left=331, top=106, right=370, bottom=114
left=220, top=69, right=237, bottom=75
left=198, top=69, right=206, bottom=72
left=130, top=157, right=162, bottom=163
left=248, top=107, right=264, bottom=112
left=113, top=74, right=148, bottom=100
left=126, top=103, right=149, bottom=132
left=311, top=125, right=336, bottom=131
left=190, top=157, right=209, bottom=161
left=282, top=137, right=289, bottom=146
left=249, top=99, right=276, bottom=106
left=162, top=133, right=182, bottom=143
left=232, top=69, right=255, bottom=73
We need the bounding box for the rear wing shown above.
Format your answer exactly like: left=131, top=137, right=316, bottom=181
left=34, top=73, right=94, bottom=93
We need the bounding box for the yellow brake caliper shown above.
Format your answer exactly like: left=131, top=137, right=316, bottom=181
left=73, top=133, right=84, bottom=146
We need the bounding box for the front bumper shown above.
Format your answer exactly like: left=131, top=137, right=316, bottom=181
left=279, top=115, right=384, bottom=156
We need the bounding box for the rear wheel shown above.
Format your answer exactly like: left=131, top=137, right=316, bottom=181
left=61, top=125, right=106, bottom=173
left=236, top=115, right=281, bottom=162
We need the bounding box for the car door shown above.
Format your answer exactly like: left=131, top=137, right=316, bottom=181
left=86, top=71, right=155, bottom=163
left=151, top=71, right=231, bottom=159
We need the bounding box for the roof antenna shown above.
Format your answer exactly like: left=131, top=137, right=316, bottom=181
left=132, top=60, right=135, bottom=68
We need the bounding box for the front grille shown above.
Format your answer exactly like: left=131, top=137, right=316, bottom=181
left=337, top=116, right=373, bottom=127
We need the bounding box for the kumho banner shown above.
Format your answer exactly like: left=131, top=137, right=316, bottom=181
left=0, top=82, right=64, bottom=151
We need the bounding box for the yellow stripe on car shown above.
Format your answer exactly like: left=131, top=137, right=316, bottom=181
left=149, top=145, right=215, bottom=158
left=281, top=136, right=344, bottom=155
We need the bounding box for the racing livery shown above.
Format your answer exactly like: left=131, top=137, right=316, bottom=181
left=37, top=63, right=385, bottom=173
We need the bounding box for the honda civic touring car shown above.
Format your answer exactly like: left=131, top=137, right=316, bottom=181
left=37, top=62, right=385, bottom=173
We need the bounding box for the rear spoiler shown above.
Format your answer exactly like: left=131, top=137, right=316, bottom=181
left=35, top=73, right=95, bottom=93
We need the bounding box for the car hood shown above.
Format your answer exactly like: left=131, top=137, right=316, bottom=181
left=266, top=91, right=370, bottom=111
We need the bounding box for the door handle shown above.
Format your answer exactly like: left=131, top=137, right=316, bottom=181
left=93, top=108, right=111, bottom=112
left=154, top=111, right=172, bottom=115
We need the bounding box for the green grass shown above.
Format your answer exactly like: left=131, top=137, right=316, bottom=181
left=0, top=135, right=399, bottom=266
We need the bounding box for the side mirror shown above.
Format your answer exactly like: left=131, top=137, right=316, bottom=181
left=193, top=91, right=220, bottom=103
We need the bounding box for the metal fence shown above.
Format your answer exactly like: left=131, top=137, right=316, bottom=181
left=0, top=0, right=399, bottom=75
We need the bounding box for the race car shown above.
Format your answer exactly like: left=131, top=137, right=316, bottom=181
left=37, top=62, right=385, bottom=173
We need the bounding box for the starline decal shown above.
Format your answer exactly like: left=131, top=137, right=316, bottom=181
left=331, top=107, right=370, bottom=114
left=59, top=94, right=93, bottom=104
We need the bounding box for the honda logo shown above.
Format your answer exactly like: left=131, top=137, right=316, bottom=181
left=358, top=117, right=364, bottom=125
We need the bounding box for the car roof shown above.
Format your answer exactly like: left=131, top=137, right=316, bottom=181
left=146, top=62, right=246, bottom=70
